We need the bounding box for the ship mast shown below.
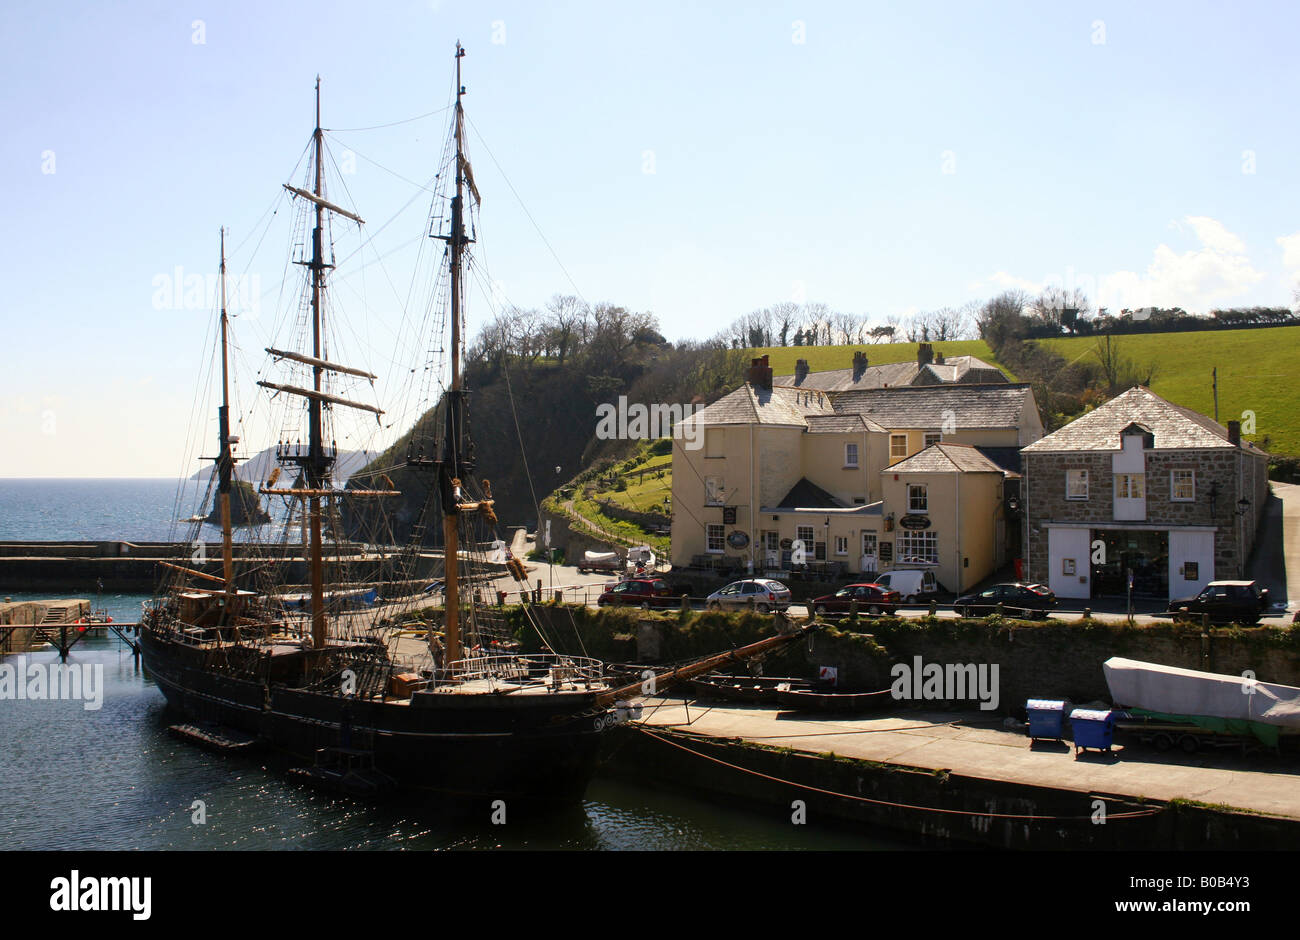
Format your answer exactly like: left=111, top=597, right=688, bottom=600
left=439, top=44, right=470, bottom=665
left=306, top=77, right=329, bottom=650
left=217, top=227, right=235, bottom=599
left=256, top=79, right=387, bottom=651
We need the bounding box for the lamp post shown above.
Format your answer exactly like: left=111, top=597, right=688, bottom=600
left=1235, top=497, right=1251, bottom=577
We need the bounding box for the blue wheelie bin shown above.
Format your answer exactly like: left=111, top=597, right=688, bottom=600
left=1069, top=708, right=1116, bottom=754
left=1026, top=699, right=1066, bottom=742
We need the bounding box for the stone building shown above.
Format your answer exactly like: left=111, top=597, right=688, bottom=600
left=1021, top=386, right=1269, bottom=602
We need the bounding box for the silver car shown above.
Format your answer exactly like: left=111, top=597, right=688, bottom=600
left=705, top=578, right=792, bottom=613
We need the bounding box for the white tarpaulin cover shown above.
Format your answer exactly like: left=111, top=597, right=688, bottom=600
left=1103, top=657, right=1300, bottom=729
left=583, top=551, right=619, bottom=565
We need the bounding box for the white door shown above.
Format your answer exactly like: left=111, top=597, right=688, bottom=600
left=1047, top=527, right=1092, bottom=599
left=1168, top=530, right=1214, bottom=601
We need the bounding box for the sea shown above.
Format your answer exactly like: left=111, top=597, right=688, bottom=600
left=0, top=479, right=904, bottom=851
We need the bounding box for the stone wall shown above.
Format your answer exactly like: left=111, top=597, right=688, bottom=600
left=594, top=498, right=669, bottom=531
left=806, top=617, right=1300, bottom=710
left=1024, top=448, right=1266, bottom=586
left=538, top=507, right=617, bottom=561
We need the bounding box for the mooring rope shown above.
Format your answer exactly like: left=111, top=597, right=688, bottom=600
left=634, top=727, right=1162, bottom=822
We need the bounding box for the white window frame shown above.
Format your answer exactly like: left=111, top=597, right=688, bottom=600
left=897, top=531, right=939, bottom=565
left=844, top=442, right=859, bottom=468
left=834, top=535, right=848, bottom=556
left=706, top=524, right=725, bottom=553
left=1066, top=469, right=1089, bottom=500
left=923, top=431, right=942, bottom=448
left=1170, top=469, right=1195, bottom=502
left=890, top=434, right=908, bottom=459
left=796, top=525, right=815, bottom=547
left=908, top=484, right=928, bottom=513
left=1115, top=473, right=1145, bottom=499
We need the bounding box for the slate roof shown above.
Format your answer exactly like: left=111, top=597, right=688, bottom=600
left=774, top=354, right=1008, bottom=391
left=830, top=384, right=1035, bottom=430
left=1022, top=386, right=1267, bottom=454
left=774, top=478, right=846, bottom=509
left=680, top=383, right=834, bottom=428
left=974, top=446, right=1023, bottom=475
left=804, top=414, right=888, bottom=434
left=887, top=443, right=1007, bottom=474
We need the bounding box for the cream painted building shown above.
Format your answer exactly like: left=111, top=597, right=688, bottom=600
left=671, top=349, right=1043, bottom=591
left=880, top=443, right=1008, bottom=593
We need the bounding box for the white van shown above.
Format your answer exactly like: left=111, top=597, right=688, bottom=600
left=873, top=569, right=937, bottom=603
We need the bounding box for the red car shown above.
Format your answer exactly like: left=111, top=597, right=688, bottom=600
left=810, top=583, right=901, bottom=618
left=597, top=578, right=678, bottom=610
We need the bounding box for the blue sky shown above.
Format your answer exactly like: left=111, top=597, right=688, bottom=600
left=3, top=0, right=1299, bottom=477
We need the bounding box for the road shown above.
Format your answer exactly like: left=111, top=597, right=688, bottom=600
left=481, top=559, right=1296, bottom=627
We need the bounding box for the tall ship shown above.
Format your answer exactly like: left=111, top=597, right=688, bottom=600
left=139, top=44, right=808, bottom=804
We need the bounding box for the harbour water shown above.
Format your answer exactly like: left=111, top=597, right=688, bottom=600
left=0, top=483, right=906, bottom=850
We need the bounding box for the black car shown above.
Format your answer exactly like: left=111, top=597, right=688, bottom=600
left=1167, top=580, right=1270, bottom=624
left=953, top=582, right=1058, bottom=619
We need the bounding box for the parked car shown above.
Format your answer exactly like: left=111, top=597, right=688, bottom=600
left=705, top=579, right=792, bottom=613
left=1166, top=580, right=1270, bottom=624
left=871, top=569, right=937, bottom=603
left=597, top=578, right=677, bottom=610
left=953, top=583, right=1058, bottom=618
left=809, top=583, right=900, bottom=618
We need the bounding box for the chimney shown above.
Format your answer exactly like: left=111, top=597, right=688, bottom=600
left=917, top=342, right=934, bottom=367
left=935, top=350, right=945, bottom=365
left=1228, top=420, right=1241, bottom=446
left=747, top=354, right=773, bottom=390
left=794, top=358, right=810, bottom=383
left=852, top=350, right=868, bottom=380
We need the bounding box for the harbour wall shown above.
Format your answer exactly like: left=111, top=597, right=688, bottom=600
left=804, top=618, right=1300, bottom=711
left=0, top=599, right=90, bottom=654
left=519, top=607, right=1300, bottom=706
left=607, top=727, right=1300, bottom=850
left=0, top=542, right=442, bottom=592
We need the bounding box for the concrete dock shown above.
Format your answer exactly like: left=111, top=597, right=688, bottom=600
left=620, top=698, right=1300, bottom=847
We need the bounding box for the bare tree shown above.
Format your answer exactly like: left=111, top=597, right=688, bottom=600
left=544, top=294, right=588, bottom=365
left=1031, top=286, right=1093, bottom=334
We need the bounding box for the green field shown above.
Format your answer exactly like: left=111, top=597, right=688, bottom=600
left=750, top=327, right=1299, bottom=455
left=752, top=339, right=1016, bottom=379
left=1037, top=327, right=1300, bottom=456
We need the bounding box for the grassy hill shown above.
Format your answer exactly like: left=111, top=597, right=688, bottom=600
left=1037, top=327, right=1300, bottom=455
left=752, top=340, right=1018, bottom=380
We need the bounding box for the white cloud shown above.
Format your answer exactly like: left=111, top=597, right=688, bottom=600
left=1276, top=232, right=1300, bottom=272
left=973, top=216, right=1266, bottom=312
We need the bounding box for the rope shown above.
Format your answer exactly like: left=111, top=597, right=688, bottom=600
left=634, top=727, right=1162, bottom=822
left=324, top=105, right=452, bottom=133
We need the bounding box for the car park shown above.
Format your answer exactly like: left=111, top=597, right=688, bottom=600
left=596, top=578, right=677, bottom=610
left=1166, top=580, right=1270, bottom=625
left=704, top=579, right=792, bottom=613
left=809, top=583, right=900, bottom=618
left=953, top=582, right=1058, bottom=618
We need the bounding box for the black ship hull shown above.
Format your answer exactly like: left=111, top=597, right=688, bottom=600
left=140, top=630, right=612, bottom=804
